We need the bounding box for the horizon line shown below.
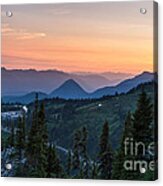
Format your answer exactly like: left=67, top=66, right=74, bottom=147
left=1, top=66, right=153, bottom=75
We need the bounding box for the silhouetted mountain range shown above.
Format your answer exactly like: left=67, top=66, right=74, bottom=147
left=3, top=92, right=47, bottom=105
left=2, top=71, right=155, bottom=104
left=1, top=67, right=132, bottom=96
left=91, top=71, right=154, bottom=98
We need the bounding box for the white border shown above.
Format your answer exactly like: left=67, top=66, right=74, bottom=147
left=0, top=0, right=162, bottom=185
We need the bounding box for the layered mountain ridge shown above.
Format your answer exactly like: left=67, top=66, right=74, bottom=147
left=2, top=71, right=156, bottom=104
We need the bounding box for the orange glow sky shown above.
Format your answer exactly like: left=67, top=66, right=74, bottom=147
left=1, top=1, right=154, bottom=74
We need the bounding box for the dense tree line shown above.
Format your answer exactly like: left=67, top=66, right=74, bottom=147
left=112, top=89, right=156, bottom=180
left=4, top=89, right=156, bottom=180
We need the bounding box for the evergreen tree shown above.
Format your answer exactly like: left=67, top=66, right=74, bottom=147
left=112, top=111, right=135, bottom=180
left=79, top=126, right=89, bottom=178
left=26, top=94, right=48, bottom=177
left=46, top=144, right=63, bottom=178
left=132, top=89, right=154, bottom=179
left=98, top=120, right=112, bottom=179
left=26, top=93, right=39, bottom=167
left=72, top=127, right=90, bottom=178
left=35, top=102, right=48, bottom=177
left=133, top=89, right=153, bottom=147
left=12, top=114, right=26, bottom=177
left=112, top=90, right=154, bottom=180
left=15, top=116, right=26, bottom=160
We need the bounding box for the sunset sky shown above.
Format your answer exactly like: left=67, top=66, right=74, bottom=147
left=1, top=1, right=154, bottom=74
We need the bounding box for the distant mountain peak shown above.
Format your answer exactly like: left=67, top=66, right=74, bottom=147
left=139, top=71, right=154, bottom=76
left=142, top=71, right=152, bottom=74
left=62, top=79, right=81, bottom=86
left=141, top=71, right=148, bottom=74
left=133, top=71, right=154, bottom=80
left=50, top=79, right=88, bottom=99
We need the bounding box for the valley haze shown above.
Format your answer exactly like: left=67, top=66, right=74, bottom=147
left=1, top=67, right=133, bottom=96
left=2, top=69, right=154, bottom=104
